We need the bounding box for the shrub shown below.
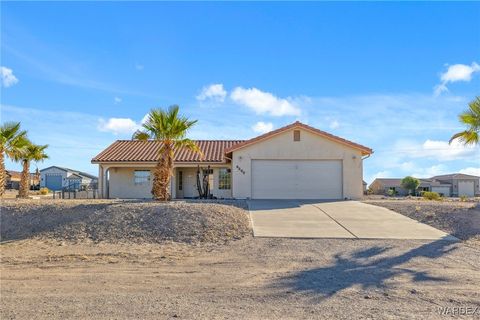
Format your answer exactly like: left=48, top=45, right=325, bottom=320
left=39, top=187, right=49, bottom=195
left=460, top=195, right=468, bottom=202
left=387, top=189, right=396, bottom=197
left=422, top=191, right=440, bottom=201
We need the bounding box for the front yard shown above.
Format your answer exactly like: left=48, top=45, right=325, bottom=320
left=364, top=198, right=480, bottom=247
left=1, top=199, right=480, bottom=319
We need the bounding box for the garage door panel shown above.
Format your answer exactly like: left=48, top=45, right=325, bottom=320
left=45, top=175, right=63, bottom=191
left=458, top=181, right=475, bottom=197
left=252, top=160, right=342, bottom=199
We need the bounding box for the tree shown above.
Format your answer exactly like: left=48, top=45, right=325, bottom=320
left=15, top=142, right=49, bottom=198
left=132, top=105, right=200, bottom=200
left=0, top=122, right=28, bottom=195
left=401, top=176, right=420, bottom=196
left=450, top=96, right=480, bottom=146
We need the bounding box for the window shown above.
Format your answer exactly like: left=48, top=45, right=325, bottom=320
left=134, top=170, right=150, bottom=185
left=178, top=171, right=183, bottom=191
left=293, top=130, right=301, bottom=141
left=218, top=168, right=231, bottom=190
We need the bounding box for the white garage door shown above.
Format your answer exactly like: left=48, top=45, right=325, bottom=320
left=251, top=160, right=343, bottom=199
left=458, top=181, right=475, bottom=197
left=431, top=186, right=451, bottom=197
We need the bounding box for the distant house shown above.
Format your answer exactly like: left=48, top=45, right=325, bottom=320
left=5, top=170, right=40, bottom=190
left=40, top=166, right=98, bottom=191
left=5, top=170, right=21, bottom=190
left=369, top=173, right=479, bottom=197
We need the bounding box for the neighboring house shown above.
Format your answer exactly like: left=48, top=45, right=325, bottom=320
left=40, top=166, right=98, bottom=191
left=5, top=170, right=21, bottom=190
left=431, top=173, right=480, bottom=197
left=369, top=173, right=480, bottom=197
left=5, top=170, right=40, bottom=190
left=92, top=121, right=373, bottom=200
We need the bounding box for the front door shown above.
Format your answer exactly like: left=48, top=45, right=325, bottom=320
left=176, top=170, right=184, bottom=198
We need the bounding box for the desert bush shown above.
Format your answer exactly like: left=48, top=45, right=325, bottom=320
left=422, top=191, right=440, bottom=201
left=39, top=187, right=49, bottom=195
left=387, top=189, right=396, bottom=197
left=460, top=195, right=468, bottom=201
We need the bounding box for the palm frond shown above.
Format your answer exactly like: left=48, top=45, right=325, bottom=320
left=450, top=96, right=480, bottom=146
left=132, top=130, right=150, bottom=140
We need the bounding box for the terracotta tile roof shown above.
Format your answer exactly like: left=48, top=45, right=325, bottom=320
left=224, top=121, right=373, bottom=155
left=91, top=140, right=246, bottom=163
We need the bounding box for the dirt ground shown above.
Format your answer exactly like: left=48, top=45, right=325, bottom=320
left=1, top=200, right=480, bottom=319
left=364, top=199, right=480, bottom=248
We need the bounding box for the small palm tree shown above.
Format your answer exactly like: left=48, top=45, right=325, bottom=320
left=16, top=143, right=49, bottom=198
left=450, top=96, right=480, bottom=146
left=0, top=122, right=28, bottom=195
left=133, top=105, right=200, bottom=200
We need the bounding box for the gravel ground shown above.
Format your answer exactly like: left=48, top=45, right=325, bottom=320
left=1, top=200, right=480, bottom=319
left=363, top=199, right=480, bottom=247
left=1, top=236, right=479, bottom=319
left=0, top=199, right=250, bottom=245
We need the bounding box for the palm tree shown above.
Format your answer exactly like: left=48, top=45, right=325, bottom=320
left=16, top=143, right=49, bottom=198
left=0, top=122, right=28, bottom=195
left=133, top=105, right=200, bottom=200
left=450, top=96, right=480, bottom=146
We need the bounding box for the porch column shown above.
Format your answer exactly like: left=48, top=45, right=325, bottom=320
left=98, top=165, right=104, bottom=198
left=170, top=167, right=176, bottom=199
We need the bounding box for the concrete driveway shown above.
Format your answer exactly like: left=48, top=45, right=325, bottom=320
left=247, top=200, right=457, bottom=240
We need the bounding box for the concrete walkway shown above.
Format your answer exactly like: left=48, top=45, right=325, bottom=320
left=247, top=200, right=457, bottom=240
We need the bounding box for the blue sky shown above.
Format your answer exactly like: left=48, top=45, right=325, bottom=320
left=1, top=2, right=479, bottom=183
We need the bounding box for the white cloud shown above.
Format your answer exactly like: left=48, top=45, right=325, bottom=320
left=98, top=118, right=140, bottom=135
left=434, top=62, right=480, bottom=96
left=140, top=113, right=150, bottom=124
left=366, top=170, right=392, bottom=184
left=459, top=167, right=480, bottom=177
left=411, top=164, right=448, bottom=178
left=230, top=87, right=301, bottom=116
left=393, top=139, right=479, bottom=161
left=329, top=120, right=340, bottom=129
left=196, top=84, right=227, bottom=102
left=252, top=121, right=273, bottom=134
left=1, top=66, right=19, bottom=87
left=114, top=97, right=122, bottom=104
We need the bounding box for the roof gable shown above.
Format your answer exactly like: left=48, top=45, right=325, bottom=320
left=224, top=121, right=373, bottom=155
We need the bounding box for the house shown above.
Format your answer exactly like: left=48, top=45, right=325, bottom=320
left=369, top=173, right=480, bottom=197
left=431, top=173, right=479, bottom=197
left=5, top=170, right=21, bottom=190
left=5, top=170, right=40, bottom=190
left=40, top=166, right=98, bottom=191
left=92, top=121, right=373, bottom=200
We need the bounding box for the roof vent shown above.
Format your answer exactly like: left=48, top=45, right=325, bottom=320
left=293, top=130, right=300, bottom=141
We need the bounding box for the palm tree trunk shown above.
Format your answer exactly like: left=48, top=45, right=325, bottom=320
left=19, top=160, right=30, bottom=198
left=0, top=149, right=5, bottom=196
left=152, top=142, right=174, bottom=201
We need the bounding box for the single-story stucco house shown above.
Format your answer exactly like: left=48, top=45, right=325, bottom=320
left=5, top=170, right=40, bottom=190
left=369, top=173, right=480, bottom=197
left=91, top=121, right=373, bottom=200
left=40, top=166, right=98, bottom=191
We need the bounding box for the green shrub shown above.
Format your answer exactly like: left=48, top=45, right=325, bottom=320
left=422, top=191, right=440, bottom=201
left=460, top=195, right=468, bottom=201
left=387, top=189, right=396, bottom=197
left=39, top=187, right=49, bottom=195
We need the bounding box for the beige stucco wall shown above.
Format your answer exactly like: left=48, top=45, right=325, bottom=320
left=109, top=167, right=154, bottom=199
left=175, top=167, right=232, bottom=199
left=105, top=165, right=232, bottom=199
left=231, top=128, right=365, bottom=199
